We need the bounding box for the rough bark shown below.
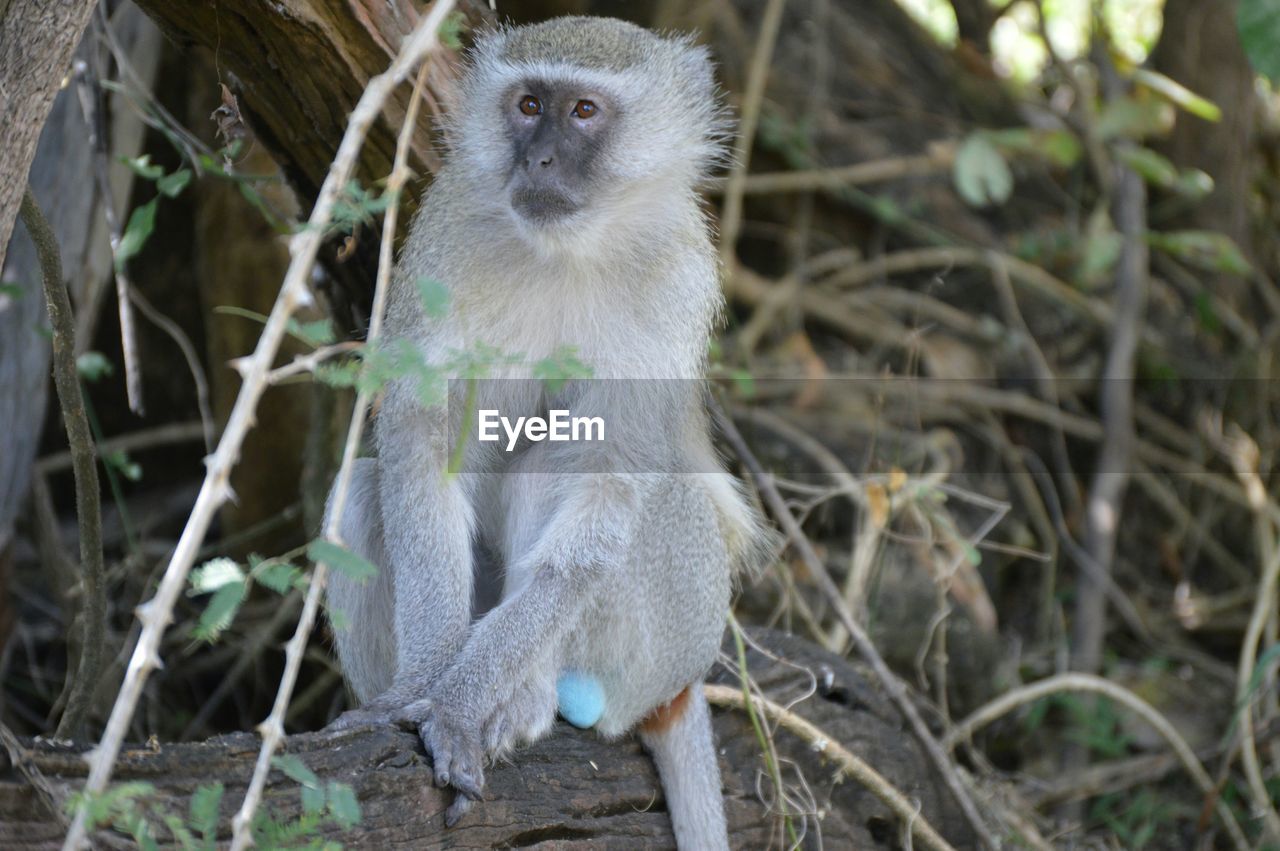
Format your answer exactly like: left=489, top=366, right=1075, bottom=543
left=0, top=630, right=973, bottom=849
left=0, top=0, right=99, bottom=276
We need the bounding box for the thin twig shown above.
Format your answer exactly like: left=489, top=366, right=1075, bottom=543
left=1223, top=428, right=1280, bottom=843
left=944, top=673, right=1249, bottom=851
left=713, top=401, right=998, bottom=849
left=21, top=191, right=107, bottom=743
left=704, top=683, right=957, bottom=851
left=36, top=422, right=207, bottom=475
left=127, top=288, right=216, bottom=454
left=225, top=17, right=449, bottom=848
left=60, top=5, right=456, bottom=847
left=72, top=58, right=143, bottom=416
left=723, top=149, right=953, bottom=195
left=1073, top=167, right=1146, bottom=675
left=717, top=0, right=789, bottom=272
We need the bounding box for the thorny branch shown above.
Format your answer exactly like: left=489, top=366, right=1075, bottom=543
left=60, top=3, right=457, bottom=847
left=226, top=11, right=451, bottom=846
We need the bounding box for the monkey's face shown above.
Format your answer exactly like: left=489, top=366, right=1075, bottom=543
left=502, top=80, right=615, bottom=224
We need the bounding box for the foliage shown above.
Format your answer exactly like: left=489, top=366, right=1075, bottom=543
left=69, top=767, right=361, bottom=850
left=1238, top=0, right=1280, bottom=83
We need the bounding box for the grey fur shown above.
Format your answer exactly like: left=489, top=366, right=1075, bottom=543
left=324, top=17, right=767, bottom=850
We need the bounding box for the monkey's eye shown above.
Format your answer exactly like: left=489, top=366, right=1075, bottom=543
left=518, top=95, right=542, bottom=116
left=572, top=100, right=598, bottom=119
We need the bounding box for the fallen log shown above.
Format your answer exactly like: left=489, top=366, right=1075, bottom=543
left=1, top=630, right=972, bottom=848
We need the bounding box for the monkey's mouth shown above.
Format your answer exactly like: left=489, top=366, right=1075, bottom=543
left=511, top=187, right=581, bottom=222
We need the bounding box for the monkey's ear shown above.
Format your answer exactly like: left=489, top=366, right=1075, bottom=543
left=677, top=43, right=717, bottom=97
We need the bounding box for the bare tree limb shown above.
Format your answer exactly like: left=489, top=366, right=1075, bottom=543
left=20, top=190, right=107, bottom=742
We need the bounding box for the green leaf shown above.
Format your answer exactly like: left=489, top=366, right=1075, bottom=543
left=104, top=449, right=142, bottom=482
left=953, top=134, right=1013, bottom=207
left=1194, top=291, right=1221, bottom=335
left=0, top=282, right=22, bottom=298
left=76, top=351, right=114, bottom=381
left=122, top=154, right=165, bottom=180
left=1147, top=230, right=1252, bottom=275
left=1096, top=96, right=1174, bottom=141
left=194, top=579, right=246, bottom=642
left=190, top=782, right=224, bottom=841
left=1116, top=146, right=1178, bottom=188
left=287, top=317, right=336, bottom=348
left=327, top=782, right=362, bottom=828
left=156, top=169, right=193, bottom=198
left=1240, top=0, right=1280, bottom=83
left=272, top=754, right=320, bottom=789
left=115, top=198, right=159, bottom=270
left=307, top=539, right=378, bottom=582
left=1132, top=69, right=1222, bottom=122
left=438, top=10, right=468, bottom=49
left=1171, top=169, right=1214, bottom=200
left=190, top=558, right=245, bottom=593
left=415, top=277, right=450, bottom=319
left=253, top=560, right=301, bottom=594
left=532, top=345, right=593, bottom=393
left=301, top=782, right=327, bottom=815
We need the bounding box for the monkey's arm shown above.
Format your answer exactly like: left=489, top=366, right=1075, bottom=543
left=361, top=388, right=477, bottom=713
left=408, top=382, right=685, bottom=795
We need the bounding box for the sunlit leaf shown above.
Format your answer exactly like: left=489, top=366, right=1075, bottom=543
left=190, top=558, right=245, bottom=593
left=953, top=134, right=1013, bottom=207
left=1132, top=69, right=1222, bottom=122
left=76, top=351, right=114, bottom=381
left=122, top=154, right=165, bottom=180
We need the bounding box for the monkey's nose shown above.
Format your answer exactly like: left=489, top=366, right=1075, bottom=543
left=536, top=154, right=553, bottom=168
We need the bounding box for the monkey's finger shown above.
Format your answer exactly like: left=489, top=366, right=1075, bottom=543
left=420, top=724, right=456, bottom=787
left=450, top=766, right=484, bottom=801
left=444, top=794, right=474, bottom=827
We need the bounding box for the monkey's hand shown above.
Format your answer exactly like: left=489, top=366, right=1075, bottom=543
left=397, top=697, right=486, bottom=808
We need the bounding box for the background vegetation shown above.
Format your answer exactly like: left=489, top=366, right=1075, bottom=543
left=2, top=0, right=1280, bottom=847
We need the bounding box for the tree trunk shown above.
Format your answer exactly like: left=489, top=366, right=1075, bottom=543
left=0, top=0, right=99, bottom=276
left=0, top=630, right=974, bottom=849
left=1150, top=0, right=1257, bottom=307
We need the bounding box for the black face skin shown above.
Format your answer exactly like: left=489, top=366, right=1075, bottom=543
left=504, top=80, right=615, bottom=224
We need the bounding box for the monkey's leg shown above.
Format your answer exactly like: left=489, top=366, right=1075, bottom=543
left=639, top=686, right=730, bottom=851
left=324, top=458, right=396, bottom=711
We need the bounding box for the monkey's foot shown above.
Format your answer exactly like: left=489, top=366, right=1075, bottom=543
left=400, top=698, right=486, bottom=803
left=322, top=706, right=398, bottom=732
left=483, top=674, right=557, bottom=756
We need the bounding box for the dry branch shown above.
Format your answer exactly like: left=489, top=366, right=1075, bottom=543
left=19, top=191, right=106, bottom=743
left=61, top=6, right=459, bottom=848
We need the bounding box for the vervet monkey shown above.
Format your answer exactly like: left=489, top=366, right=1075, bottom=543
left=325, top=16, right=768, bottom=849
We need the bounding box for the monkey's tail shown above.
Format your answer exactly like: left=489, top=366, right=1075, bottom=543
left=638, top=685, right=731, bottom=851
